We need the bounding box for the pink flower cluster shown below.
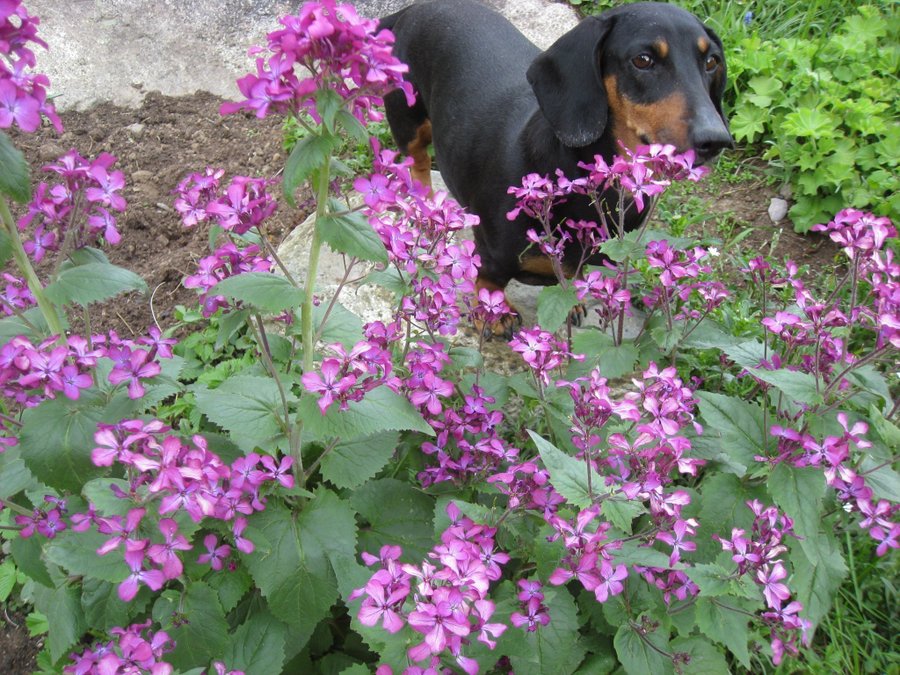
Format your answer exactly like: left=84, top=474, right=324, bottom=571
left=769, top=413, right=898, bottom=557
left=35, top=419, right=295, bottom=600
left=0, top=0, right=60, bottom=132
left=301, top=334, right=400, bottom=414
left=351, top=503, right=509, bottom=674
left=65, top=620, right=173, bottom=675
left=643, top=240, right=728, bottom=316
left=219, top=0, right=414, bottom=126
left=715, top=500, right=811, bottom=664
left=183, top=242, right=274, bottom=317
left=573, top=271, right=631, bottom=331
left=174, top=168, right=278, bottom=236
left=509, top=579, right=550, bottom=632
left=0, top=328, right=172, bottom=446
left=510, top=327, right=579, bottom=387
left=0, top=272, right=35, bottom=315
left=360, top=145, right=484, bottom=337
left=17, top=151, right=127, bottom=261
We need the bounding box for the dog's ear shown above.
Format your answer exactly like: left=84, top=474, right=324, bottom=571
left=527, top=16, right=613, bottom=147
left=703, top=24, right=728, bottom=124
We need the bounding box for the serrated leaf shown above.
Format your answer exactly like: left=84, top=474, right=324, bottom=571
left=0, top=129, right=31, bottom=203
left=0, top=447, right=40, bottom=500
left=317, top=203, right=388, bottom=264
left=613, top=540, right=671, bottom=568
left=747, top=367, right=823, bottom=405
left=602, top=498, right=645, bottom=534
left=500, top=588, right=587, bottom=675
left=224, top=608, right=287, bottom=675
left=569, top=331, right=639, bottom=380
left=321, top=431, right=399, bottom=489
left=193, top=375, right=294, bottom=450
left=81, top=578, right=148, bottom=631
left=767, top=464, right=826, bottom=561
left=32, top=583, right=86, bottom=662
left=45, top=262, right=148, bottom=307
left=213, top=272, right=304, bottom=313
left=154, top=582, right=229, bottom=671
left=314, top=299, right=364, bottom=347
left=723, top=340, right=766, bottom=370
left=243, top=504, right=337, bottom=642
left=537, top=285, right=580, bottom=333
left=530, top=430, right=600, bottom=509
left=208, top=566, right=252, bottom=613
left=695, top=473, right=766, bottom=562
left=10, top=536, right=53, bottom=587
left=696, top=391, right=766, bottom=476
left=600, top=236, right=644, bottom=263
left=300, top=385, right=433, bottom=441
left=19, top=397, right=109, bottom=492
left=316, top=89, right=343, bottom=132
left=351, top=478, right=435, bottom=561
left=669, top=636, right=730, bottom=674
left=686, top=563, right=733, bottom=597
left=789, top=532, right=847, bottom=631
left=695, top=597, right=751, bottom=669
left=0, top=560, right=16, bottom=602
left=45, top=529, right=128, bottom=583
left=283, top=134, right=333, bottom=207
left=614, top=620, right=672, bottom=675
left=335, top=109, right=370, bottom=144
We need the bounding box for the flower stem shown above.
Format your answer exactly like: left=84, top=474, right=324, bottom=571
left=301, top=156, right=332, bottom=374
left=0, top=196, right=64, bottom=337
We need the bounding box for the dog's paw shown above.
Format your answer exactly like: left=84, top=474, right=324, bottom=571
left=474, top=310, right=522, bottom=342
left=568, top=303, right=587, bottom=328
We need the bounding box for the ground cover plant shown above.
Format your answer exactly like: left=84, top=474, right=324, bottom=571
left=0, top=1, right=898, bottom=674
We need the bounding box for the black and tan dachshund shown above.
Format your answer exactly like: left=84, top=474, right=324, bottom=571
left=380, top=0, right=733, bottom=337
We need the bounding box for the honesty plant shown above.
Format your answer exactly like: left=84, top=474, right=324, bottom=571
left=0, top=1, right=896, bottom=673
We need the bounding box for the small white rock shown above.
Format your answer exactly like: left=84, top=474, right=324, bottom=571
left=126, top=122, right=145, bottom=139
left=768, top=197, right=789, bottom=223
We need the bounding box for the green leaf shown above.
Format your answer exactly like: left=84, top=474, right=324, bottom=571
left=213, top=272, right=304, bottom=313
left=789, top=532, right=847, bottom=631
left=501, top=588, right=587, bottom=675
left=321, top=431, right=399, bottom=489
left=32, top=583, right=87, bottom=663
left=208, top=565, right=252, bottom=613
left=723, top=340, right=766, bottom=370
left=193, top=375, right=295, bottom=451
left=351, top=478, right=435, bottom=562
left=314, top=299, right=365, bottom=348
left=695, top=474, right=766, bottom=562
left=44, top=262, right=148, bottom=307
left=696, top=392, right=766, bottom=476
left=317, top=203, right=388, bottom=264
left=224, top=608, right=287, bottom=675
left=614, top=620, right=672, bottom=675
left=0, top=129, right=31, bottom=203
left=335, top=109, right=370, bottom=144
left=0, top=560, right=17, bottom=602
left=695, top=597, right=751, bottom=669
left=0, top=447, right=40, bottom=500
left=747, top=367, right=823, bottom=406
left=767, top=464, right=826, bottom=561
left=669, top=636, right=729, bottom=675
left=45, top=529, right=128, bottom=583
left=243, top=504, right=337, bottom=642
left=686, top=563, right=734, bottom=597
left=570, top=331, right=638, bottom=380
left=154, top=582, right=230, bottom=672
left=19, top=397, right=108, bottom=493
left=300, top=385, right=433, bottom=441
left=537, top=285, right=580, bottom=333
left=10, top=535, right=53, bottom=587
left=613, top=541, right=671, bottom=569
left=0, top=227, right=13, bottom=267
left=283, top=134, right=333, bottom=207
left=602, top=498, right=645, bottom=535
left=315, top=89, right=343, bottom=132
left=81, top=578, right=147, bottom=631
left=26, top=611, right=49, bottom=637
left=600, top=236, right=645, bottom=263
left=298, top=488, right=358, bottom=572
left=530, top=430, right=600, bottom=510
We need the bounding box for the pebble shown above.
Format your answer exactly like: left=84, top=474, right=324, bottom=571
left=132, top=170, right=154, bottom=183
left=38, top=143, right=66, bottom=162
left=126, top=122, right=145, bottom=139
left=768, top=197, right=789, bottom=223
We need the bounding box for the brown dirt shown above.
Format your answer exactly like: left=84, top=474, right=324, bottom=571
left=0, top=608, right=42, bottom=675
left=8, top=91, right=301, bottom=340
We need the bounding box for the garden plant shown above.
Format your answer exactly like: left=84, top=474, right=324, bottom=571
left=0, top=1, right=897, bottom=674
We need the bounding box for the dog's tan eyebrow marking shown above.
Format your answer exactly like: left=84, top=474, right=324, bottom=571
left=654, top=39, right=669, bottom=58
left=697, top=36, right=710, bottom=53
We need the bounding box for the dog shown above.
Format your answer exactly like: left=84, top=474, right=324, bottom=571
left=380, top=0, right=733, bottom=337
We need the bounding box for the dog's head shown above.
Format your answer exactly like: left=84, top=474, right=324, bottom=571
left=527, top=2, right=732, bottom=163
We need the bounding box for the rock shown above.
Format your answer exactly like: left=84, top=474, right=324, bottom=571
left=132, top=170, right=154, bottom=183
left=126, top=122, right=145, bottom=139
left=768, top=197, right=789, bottom=223
left=38, top=143, right=66, bottom=162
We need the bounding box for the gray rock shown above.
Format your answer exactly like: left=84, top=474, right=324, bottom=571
left=768, top=197, right=789, bottom=223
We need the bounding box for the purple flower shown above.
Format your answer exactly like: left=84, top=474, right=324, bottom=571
left=197, top=534, right=232, bottom=571
left=118, top=539, right=166, bottom=602
left=147, top=518, right=192, bottom=580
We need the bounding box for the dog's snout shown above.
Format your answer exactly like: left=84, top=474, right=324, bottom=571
left=691, top=110, right=733, bottom=162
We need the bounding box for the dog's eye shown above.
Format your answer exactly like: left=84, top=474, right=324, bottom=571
left=704, top=54, right=720, bottom=73
left=632, top=54, right=654, bottom=70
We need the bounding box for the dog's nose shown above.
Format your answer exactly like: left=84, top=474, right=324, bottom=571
left=690, top=110, right=733, bottom=163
